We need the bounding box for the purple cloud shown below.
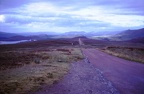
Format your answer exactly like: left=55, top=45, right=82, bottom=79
left=0, top=0, right=144, bottom=33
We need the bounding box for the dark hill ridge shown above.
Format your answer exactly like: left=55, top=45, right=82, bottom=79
left=4, top=35, right=45, bottom=41
left=0, top=31, right=19, bottom=38
left=73, top=36, right=88, bottom=39
left=128, top=37, right=144, bottom=44
left=112, top=28, right=144, bottom=41
left=0, top=33, right=52, bottom=41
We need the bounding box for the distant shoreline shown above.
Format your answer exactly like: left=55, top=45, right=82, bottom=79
left=0, top=40, right=34, bottom=45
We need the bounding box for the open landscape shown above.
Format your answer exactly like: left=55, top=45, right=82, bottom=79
left=0, top=36, right=144, bottom=94
left=1, top=0, right=144, bottom=94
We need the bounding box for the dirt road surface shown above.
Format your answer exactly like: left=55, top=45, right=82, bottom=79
left=83, top=48, right=144, bottom=94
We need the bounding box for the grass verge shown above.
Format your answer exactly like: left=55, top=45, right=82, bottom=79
left=102, top=46, right=144, bottom=64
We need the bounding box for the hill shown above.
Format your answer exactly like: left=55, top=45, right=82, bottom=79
left=128, top=37, right=144, bottom=44
left=0, top=31, right=19, bottom=40
left=4, top=34, right=50, bottom=41
left=0, top=31, right=53, bottom=41
left=111, top=28, right=144, bottom=41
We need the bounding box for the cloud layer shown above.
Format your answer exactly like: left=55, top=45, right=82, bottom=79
left=0, top=0, right=144, bottom=33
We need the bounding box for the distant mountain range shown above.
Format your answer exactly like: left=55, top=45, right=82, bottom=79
left=53, top=31, right=121, bottom=39
left=64, top=31, right=121, bottom=36
left=1, top=28, right=144, bottom=43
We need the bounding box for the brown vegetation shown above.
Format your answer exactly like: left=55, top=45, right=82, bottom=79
left=103, top=46, right=144, bottom=63
left=0, top=47, right=83, bottom=94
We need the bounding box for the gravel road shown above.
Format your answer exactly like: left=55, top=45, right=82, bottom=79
left=83, top=48, right=144, bottom=94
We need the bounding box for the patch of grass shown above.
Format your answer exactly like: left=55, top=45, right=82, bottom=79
left=0, top=51, right=41, bottom=70
left=0, top=47, right=83, bottom=94
left=103, top=46, right=144, bottom=63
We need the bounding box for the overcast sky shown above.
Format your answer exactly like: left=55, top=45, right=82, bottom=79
left=0, top=0, right=144, bottom=33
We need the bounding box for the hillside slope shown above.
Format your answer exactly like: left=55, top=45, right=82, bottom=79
left=112, top=28, right=144, bottom=41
